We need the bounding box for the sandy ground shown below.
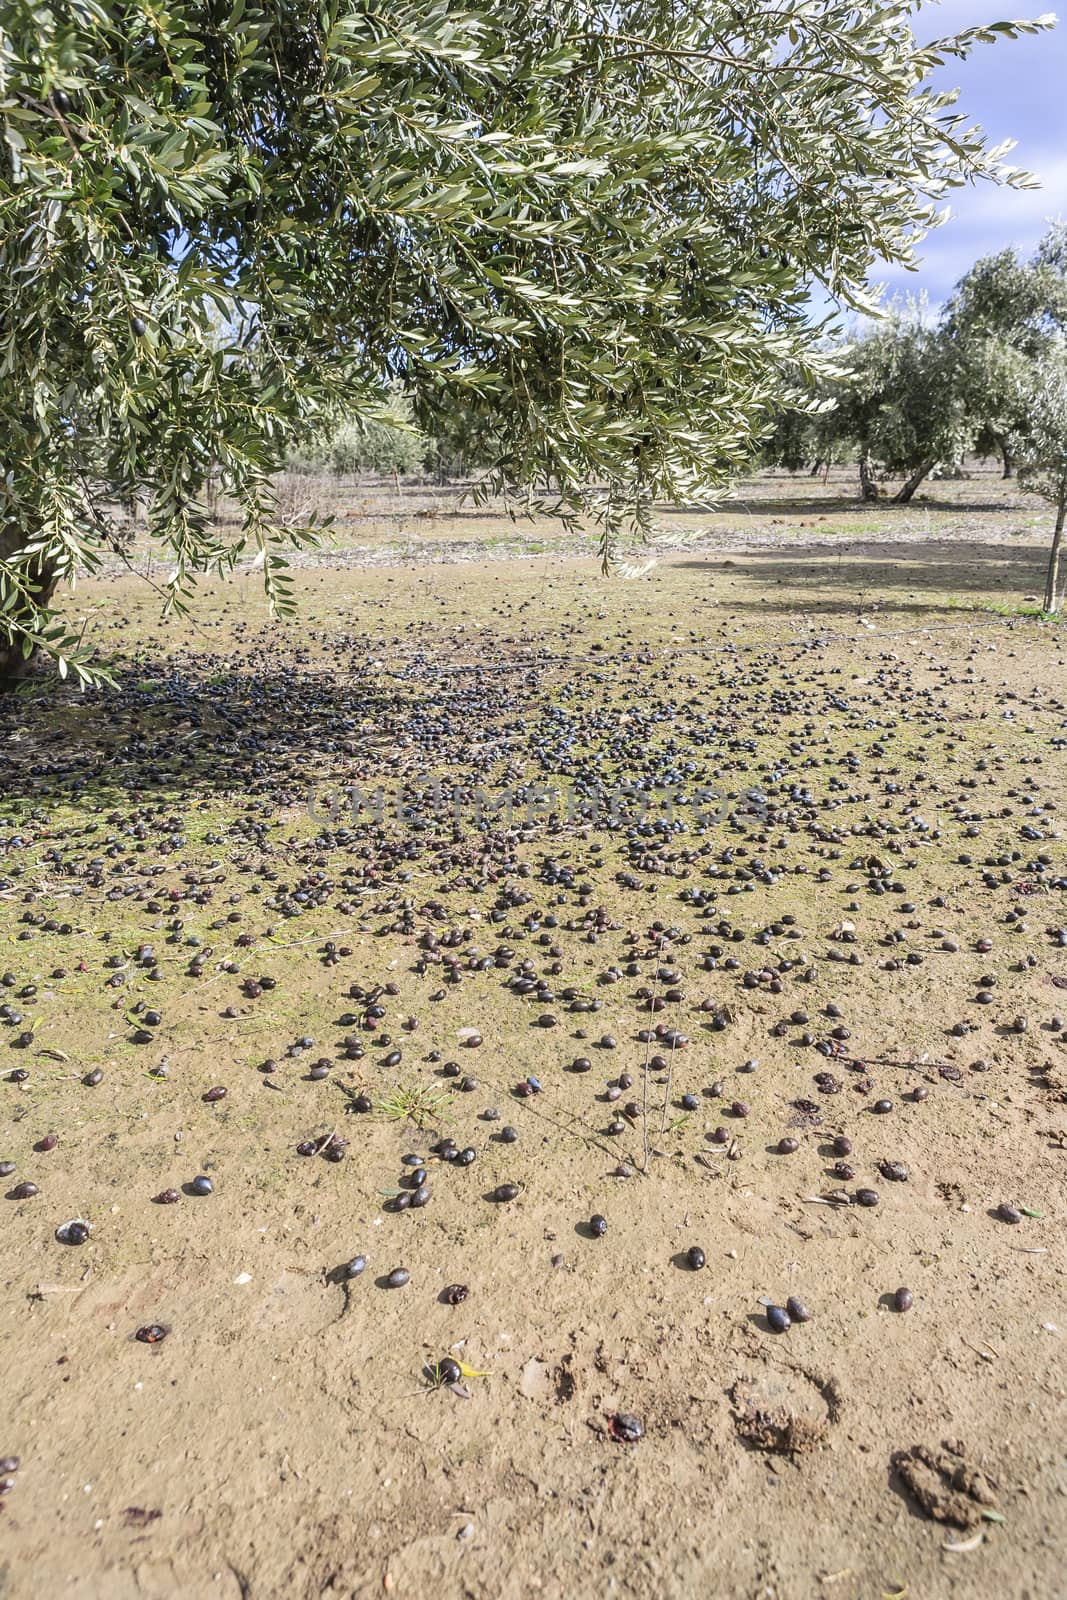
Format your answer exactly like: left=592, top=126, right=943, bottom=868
left=0, top=472, right=1064, bottom=1599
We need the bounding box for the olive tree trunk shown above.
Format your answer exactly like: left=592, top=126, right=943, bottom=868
left=1044, top=478, right=1067, bottom=614
left=893, top=459, right=936, bottom=503
left=0, top=526, right=58, bottom=691
left=859, top=450, right=879, bottom=503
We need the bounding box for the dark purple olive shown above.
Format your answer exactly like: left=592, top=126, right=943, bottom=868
left=295, top=1140, right=316, bottom=1157
left=0, top=1163, right=13, bottom=1178
left=854, top=1188, right=880, bottom=1207
left=493, top=1184, right=519, bottom=1202
left=785, top=1296, right=811, bottom=1323
left=203, top=1086, right=227, bottom=1102
left=443, top=1283, right=469, bottom=1305
left=731, top=1101, right=750, bottom=1118
left=153, top=1188, right=180, bottom=1204
left=686, top=1245, right=706, bottom=1271
left=36, top=1133, right=58, bottom=1152
left=776, top=1137, right=798, bottom=1155
left=385, top=1266, right=410, bottom=1288
left=500, top=1125, right=519, bottom=1143
left=8, top=1182, right=38, bottom=1200
left=996, top=1203, right=1022, bottom=1224
left=709, top=1126, right=729, bottom=1144
left=832, top=1161, right=855, bottom=1180
left=456, top=1147, right=476, bottom=1167
left=893, top=1286, right=914, bottom=1312
left=872, top=1099, right=893, bottom=1115
left=190, top=1175, right=213, bottom=1196
left=832, top=1134, right=852, bottom=1156
left=589, top=1213, right=608, bottom=1237
left=0, top=1457, right=19, bottom=1474
left=135, top=1324, right=168, bottom=1343
left=353, top=1093, right=373, bottom=1113
left=912, top=1085, right=929, bottom=1102
left=435, top=1356, right=462, bottom=1385
left=411, top=1182, right=431, bottom=1207
left=55, top=1219, right=90, bottom=1245
left=84, top=1068, right=103, bottom=1087
left=344, top=1256, right=366, bottom=1278
left=608, top=1412, right=644, bottom=1442
left=766, top=1304, right=791, bottom=1333
left=879, top=1160, right=908, bottom=1182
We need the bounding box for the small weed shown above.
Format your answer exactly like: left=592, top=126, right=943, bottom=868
left=376, top=1081, right=454, bottom=1128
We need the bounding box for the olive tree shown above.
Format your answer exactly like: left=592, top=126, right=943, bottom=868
left=0, top=0, right=1053, bottom=683
left=943, top=227, right=1067, bottom=475
left=1013, top=343, right=1067, bottom=612
left=827, top=308, right=971, bottom=501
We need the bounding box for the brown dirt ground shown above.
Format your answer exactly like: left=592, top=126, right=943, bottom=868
left=0, top=468, right=1064, bottom=1600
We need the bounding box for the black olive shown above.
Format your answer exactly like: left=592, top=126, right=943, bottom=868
left=589, top=1213, right=608, bottom=1237
left=435, top=1357, right=462, bottom=1385
left=609, top=1412, right=644, bottom=1442
left=131, top=316, right=147, bottom=338
left=785, top=1296, right=811, bottom=1323
left=893, top=1286, right=913, bottom=1312
left=55, top=1220, right=90, bottom=1245
left=872, top=1099, right=893, bottom=1114
left=854, top=1188, right=879, bottom=1207
left=493, top=1183, right=519, bottom=1202
left=686, top=1245, right=706, bottom=1270
left=385, top=1267, right=410, bottom=1287
left=8, top=1182, right=38, bottom=1199
left=190, top=1175, right=213, bottom=1195
left=135, top=1324, right=168, bottom=1343
left=996, top=1202, right=1022, bottom=1224
left=766, top=1304, right=791, bottom=1333
left=777, top=1136, right=798, bottom=1155
left=345, top=1256, right=366, bottom=1277
left=443, top=1283, right=469, bottom=1305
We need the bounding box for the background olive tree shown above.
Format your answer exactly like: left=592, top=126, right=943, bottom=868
left=0, top=0, right=1053, bottom=683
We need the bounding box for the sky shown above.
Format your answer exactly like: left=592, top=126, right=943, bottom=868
left=871, top=0, right=1067, bottom=309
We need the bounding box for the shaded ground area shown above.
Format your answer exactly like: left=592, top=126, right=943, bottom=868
left=0, top=484, right=1065, bottom=1599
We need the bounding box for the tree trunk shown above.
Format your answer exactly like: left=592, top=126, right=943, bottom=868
left=893, top=460, right=935, bottom=504
left=809, top=458, right=823, bottom=478
left=0, top=527, right=58, bottom=691
left=859, top=450, right=879, bottom=503
left=1001, top=450, right=1014, bottom=480
left=1044, top=480, right=1067, bottom=614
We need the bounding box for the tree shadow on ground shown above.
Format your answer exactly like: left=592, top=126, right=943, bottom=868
left=0, top=660, right=432, bottom=812
left=676, top=539, right=1050, bottom=603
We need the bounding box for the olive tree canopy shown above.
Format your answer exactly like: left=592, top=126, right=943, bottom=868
left=0, top=0, right=1053, bottom=680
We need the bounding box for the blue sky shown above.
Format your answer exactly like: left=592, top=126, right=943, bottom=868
left=873, top=0, right=1067, bottom=308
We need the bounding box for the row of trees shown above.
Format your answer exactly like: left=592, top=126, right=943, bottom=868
left=766, top=227, right=1067, bottom=497
left=763, top=228, right=1067, bottom=609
